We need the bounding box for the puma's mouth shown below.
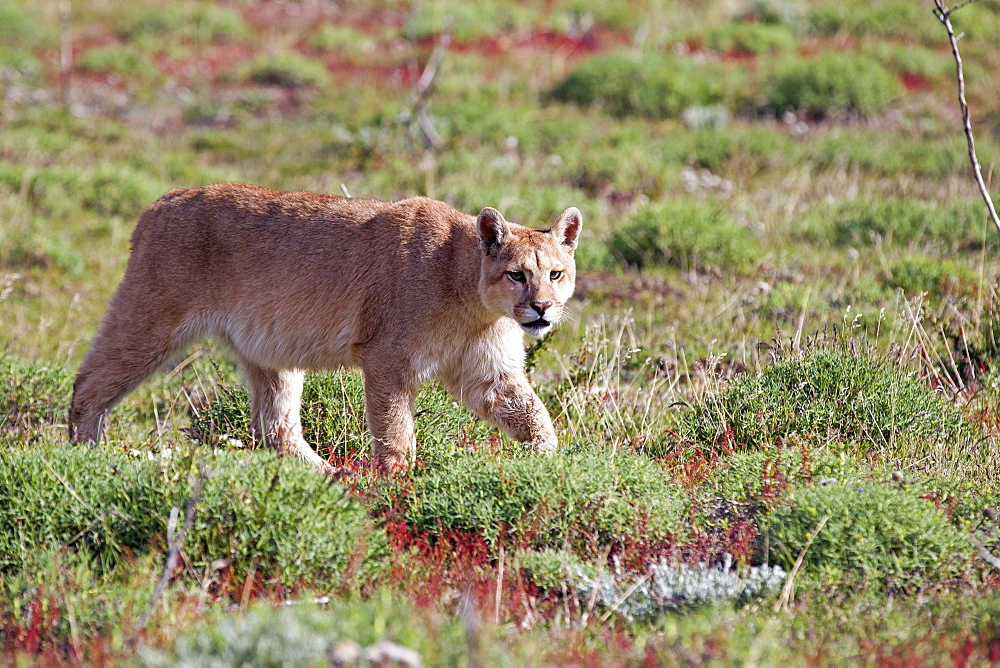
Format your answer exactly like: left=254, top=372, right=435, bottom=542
left=521, top=318, right=552, bottom=336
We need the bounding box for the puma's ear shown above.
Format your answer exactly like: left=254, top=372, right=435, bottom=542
left=477, top=207, right=508, bottom=256
left=552, top=207, right=582, bottom=252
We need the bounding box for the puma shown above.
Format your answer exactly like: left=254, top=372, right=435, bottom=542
left=68, top=183, right=582, bottom=473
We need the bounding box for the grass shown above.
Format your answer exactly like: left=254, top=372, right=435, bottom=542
left=4, top=0, right=1000, bottom=663
left=802, top=196, right=997, bottom=251
left=677, top=348, right=971, bottom=458
left=607, top=199, right=760, bottom=272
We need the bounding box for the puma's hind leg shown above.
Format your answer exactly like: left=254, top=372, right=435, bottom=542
left=69, top=302, right=188, bottom=444
left=240, top=361, right=337, bottom=475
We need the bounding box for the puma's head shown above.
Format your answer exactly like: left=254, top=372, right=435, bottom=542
left=476, top=206, right=582, bottom=337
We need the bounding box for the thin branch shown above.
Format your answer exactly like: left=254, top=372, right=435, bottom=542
left=400, top=29, right=451, bottom=152
left=933, top=0, right=1000, bottom=235
left=597, top=573, right=650, bottom=625
left=970, top=535, right=1000, bottom=571
left=58, top=0, right=73, bottom=107
left=947, top=0, right=982, bottom=12
left=414, top=30, right=451, bottom=101
left=126, top=463, right=208, bottom=650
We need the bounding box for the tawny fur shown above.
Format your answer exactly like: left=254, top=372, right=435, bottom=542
left=68, top=183, right=582, bottom=473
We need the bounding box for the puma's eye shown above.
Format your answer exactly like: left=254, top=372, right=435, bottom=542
left=507, top=271, right=525, bottom=283
left=550, top=270, right=563, bottom=281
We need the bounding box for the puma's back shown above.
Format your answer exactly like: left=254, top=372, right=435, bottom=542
left=70, top=183, right=582, bottom=473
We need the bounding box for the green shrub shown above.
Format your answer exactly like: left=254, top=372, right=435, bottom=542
left=868, top=44, right=952, bottom=82
left=803, top=197, right=997, bottom=252
left=768, top=52, right=902, bottom=116
left=120, top=5, right=250, bottom=43
left=680, top=350, right=969, bottom=452
left=881, top=257, right=979, bottom=298
left=0, top=356, right=73, bottom=437
left=607, top=200, right=759, bottom=273
left=706, top=21, right=797, bottom=54
left=806, top=128, right=998, bottom=179
left=745, top=0, right=808, bottom=30
left=768, top=480, right=973, bottom=591
left=77, top=47, right=158, bottom=80
left=573, top=236, right=617, bottom=272
left=186, top=5, right=252, bottom=43
left=559, top=131, right=675, bottom=199
left=0, top=161, right=166, bottom=219
left=403, top=0, right=537, bottom=41
left=0, top=447, right=171, bottom=573
left=0, top=4, right=56, bottom=51
left=247, top=51, right=331, bottom=88
left=550, top=52, right=733, bottom=119
left=0, top=446, right=385, bottom=584
left=700, top=445, right=864, bottom=504
left=75, top=163, right=169, bottom=218
left=516, top=547, right=592, bottom=590
left=383, top=446, right=687, bottom=553
left=689, top=125, right=796, bottom=172
left=550, top=1, right=641, bottom=32
left=0, top=547, right=159, bottom=649
left=118, top=5, right=188, bottom=38
left=310, top=25, right=377, bottom=57
left=2, top=218, right=86, bottom=275
left=0, top=47, right=41, bottom=82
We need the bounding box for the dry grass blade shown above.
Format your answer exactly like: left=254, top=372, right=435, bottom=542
left=774, top=515, right=830, bottom=613
left=125, top=462, right=209, bottom=650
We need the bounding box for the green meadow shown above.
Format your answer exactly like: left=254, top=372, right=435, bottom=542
left=2, top=0, right=1000, bottom=663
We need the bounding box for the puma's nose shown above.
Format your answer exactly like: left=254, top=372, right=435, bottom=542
left=531, top=300, right=553, bottom=316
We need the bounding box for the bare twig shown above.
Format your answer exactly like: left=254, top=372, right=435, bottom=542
left=126, top=462, right=208, bottom=650
left=340, top=183, right=352, bottom=198
left=774, top=515, right=829, bottom=613
left=933, top=0, right=1000, bottom=235
left=58, top=0, right=73, bottom=107
left=597, top=573, right=650, bottom=624
left=581, top=542, right=614, bottom=627
left=399, top=29, right=451, bottom=197
left=414, top=30, right=451, bottom=101
left=970, top=535, right=1000, bottom=571
left=399, top=29, right=450, bottom=151
left=240, top=557, right=259, bottom=610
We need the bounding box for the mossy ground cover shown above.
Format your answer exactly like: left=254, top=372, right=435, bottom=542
left=3, top=0, right=1000, bottom=663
